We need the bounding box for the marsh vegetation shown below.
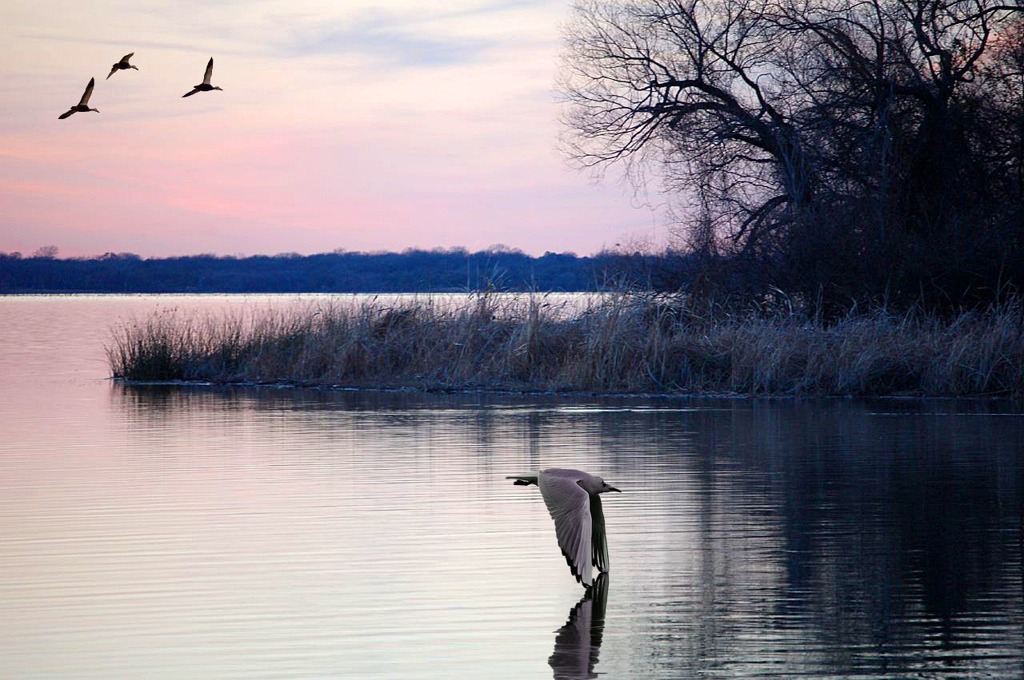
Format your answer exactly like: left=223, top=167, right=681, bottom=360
left=108, top=292, right=1024, bottom=397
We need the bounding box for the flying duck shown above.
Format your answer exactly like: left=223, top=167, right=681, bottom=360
left=58, top=78, right=99, bottom=119
left=182, top=57, right=222, bottom=97
left=107, top=52, right=138, bottom=79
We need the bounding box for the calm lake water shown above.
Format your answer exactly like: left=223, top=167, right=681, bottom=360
left=1, top=294, right=1022, bottom=679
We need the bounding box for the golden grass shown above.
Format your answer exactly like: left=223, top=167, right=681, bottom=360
left=107, top=293, right=1024, bottom=397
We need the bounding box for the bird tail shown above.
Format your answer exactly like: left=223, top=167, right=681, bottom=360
left=506, top=475, right=538, bottom=486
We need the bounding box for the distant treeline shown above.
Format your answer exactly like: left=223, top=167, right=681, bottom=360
left=0, top=249, right=640, bottom=294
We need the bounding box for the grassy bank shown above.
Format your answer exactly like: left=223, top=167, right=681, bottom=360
left=106, top=293, right=1024, bottom=398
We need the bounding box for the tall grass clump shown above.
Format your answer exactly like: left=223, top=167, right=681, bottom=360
left=108, top=293, right=1024, bottom=398
left=107, top=309, right=200, bottom=381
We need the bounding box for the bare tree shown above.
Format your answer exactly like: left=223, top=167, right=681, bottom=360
left=32, top=245, right=59, bottom=259
left=562, top=0, right=1024, bottom=307
left=562, top=0, right=815, bottom=255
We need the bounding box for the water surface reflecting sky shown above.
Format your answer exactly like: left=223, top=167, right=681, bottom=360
left=1, top=295, right=1021, bottom=679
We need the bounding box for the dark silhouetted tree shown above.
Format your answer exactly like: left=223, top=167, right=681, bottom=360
left=562, top=0, right=1024, bottom=309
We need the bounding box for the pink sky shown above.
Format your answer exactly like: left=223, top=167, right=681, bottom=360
left=0, top=0, right=664, bottom=258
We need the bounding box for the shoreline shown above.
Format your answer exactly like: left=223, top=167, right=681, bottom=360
left=105, top=290, right=1024, bottom=401
left=111, top=377, right=1021, bottom=404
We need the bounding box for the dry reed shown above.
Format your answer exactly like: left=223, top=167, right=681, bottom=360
left=106, top=293, right=1024, bottom=397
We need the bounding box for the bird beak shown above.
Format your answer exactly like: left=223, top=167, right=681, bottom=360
left=607, top=485, right=621, bottom=493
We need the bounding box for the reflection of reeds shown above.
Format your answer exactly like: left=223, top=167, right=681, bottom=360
left=106, top=292, right=1024, bottom=397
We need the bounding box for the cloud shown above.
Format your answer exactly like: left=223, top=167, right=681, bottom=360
left=279, top=10, right=495, bottom=68
left=17, top=31, right=208, bottom=55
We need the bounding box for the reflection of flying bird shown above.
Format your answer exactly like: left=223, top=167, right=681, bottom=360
left=507, top=468, right=621, bottom=588
left=182, top=57, right=222, bottom=98
left=107, top=52, right=138, bottom=79
left=58, top=78, right=99, bottom=119
left=549, top=573, right=609, bottom=680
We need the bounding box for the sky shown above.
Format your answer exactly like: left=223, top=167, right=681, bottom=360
left=0, top=0, right=663, bottom=259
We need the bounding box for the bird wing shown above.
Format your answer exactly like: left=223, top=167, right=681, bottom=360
left=590, top=492, right=609, bottom=573
left=80, top=78, right=95, bottom=105
left=106, top=65, right=118, bottom=79
left=203, top=57, right=214, bottom=85
left=182, top=88, right=199, bottom=98
left=539, top=471, right=593, bottom=586
left=122, top=52, right=134, bottom=62
left=58, top=108, right=75, bottom=119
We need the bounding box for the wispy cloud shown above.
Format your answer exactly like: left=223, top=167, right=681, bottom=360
left=278, top=10, right=494, bottom=68
left=17, top=31, right=208, bottom=55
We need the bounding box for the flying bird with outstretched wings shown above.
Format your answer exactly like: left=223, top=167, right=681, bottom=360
left=182, top=57, right=222, bottom=98
left=58, top=78, right=99, bottom=119
left=508, top=468, right=621, bottom=588
left=107, top=52, right=138, bottom=79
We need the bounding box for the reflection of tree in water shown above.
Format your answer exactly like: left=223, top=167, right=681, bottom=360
left=549, top=574, right=609, bottom=680
left=755, top=404, right=1022, bottom=628
left=109, top=385, right=1022, bottom=675
left=595, top=400, right=1023, bottom=676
